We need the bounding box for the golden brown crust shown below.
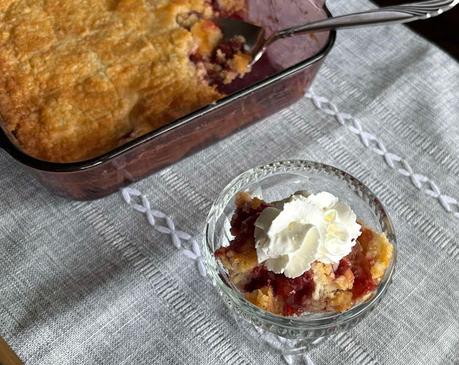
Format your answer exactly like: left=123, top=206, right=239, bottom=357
left=245, top=287, right=283, bottom=314
left=367, top=231, right=394, bottom=280
left=0, top=0, right=246, bottom=162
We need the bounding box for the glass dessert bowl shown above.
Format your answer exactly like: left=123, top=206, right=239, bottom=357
left=203, top=160, right=397, bottom=354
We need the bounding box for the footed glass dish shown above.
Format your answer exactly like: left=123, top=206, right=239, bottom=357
left=203, top=160, right=397, bottom=354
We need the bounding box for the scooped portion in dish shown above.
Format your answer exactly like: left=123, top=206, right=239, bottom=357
left=215, top=192, right=394, bottom=316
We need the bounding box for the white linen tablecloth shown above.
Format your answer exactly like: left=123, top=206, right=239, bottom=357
left=1, top=0, right=458, bottom=364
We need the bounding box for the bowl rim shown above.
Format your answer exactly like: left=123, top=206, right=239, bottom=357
left=0, top=9, right=336, bottom=172
left=203, top=160, right=397, bottom=329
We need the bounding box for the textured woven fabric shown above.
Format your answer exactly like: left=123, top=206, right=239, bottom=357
left=1, top=0, right=458, bottom=364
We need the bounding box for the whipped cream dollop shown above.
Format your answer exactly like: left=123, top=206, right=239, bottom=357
left=254, top=192, right=361, bottom=278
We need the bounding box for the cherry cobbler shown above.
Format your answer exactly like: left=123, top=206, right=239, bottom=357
left=0, top=0, right=251, bottom=162
left=215, top=192, right=394, bottom=316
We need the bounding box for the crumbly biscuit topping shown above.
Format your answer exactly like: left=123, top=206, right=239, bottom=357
left=0, top=0, right=248, bottom=161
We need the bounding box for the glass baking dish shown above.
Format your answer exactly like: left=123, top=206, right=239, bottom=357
left=0, top=1, right=335, bottom=200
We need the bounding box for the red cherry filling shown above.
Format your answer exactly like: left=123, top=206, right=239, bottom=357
left=335, top=257, right=351, bottom=277
left=185, top=3, right=250, bottom=88
left=277, top=271, right=315, bottom=316
left=349, top=228, right=377, bottom=298
left=227, top=199, right=269, bottom=252
left=351, top=261, right=376, bottom=298
left=244, top=265, right=315, bottom=316
left=198, top=35, right=249, bottom=88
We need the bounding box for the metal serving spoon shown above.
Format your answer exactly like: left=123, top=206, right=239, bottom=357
left=216, top=0, right=458, bottom=66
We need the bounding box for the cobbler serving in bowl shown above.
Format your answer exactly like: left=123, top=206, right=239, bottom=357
left=203, top=160, right=396, bottom=354
left=215, top=191, right=393, bottom=316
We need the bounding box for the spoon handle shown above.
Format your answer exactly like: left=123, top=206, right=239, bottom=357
left=268, top=0, right=458, bottom=44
